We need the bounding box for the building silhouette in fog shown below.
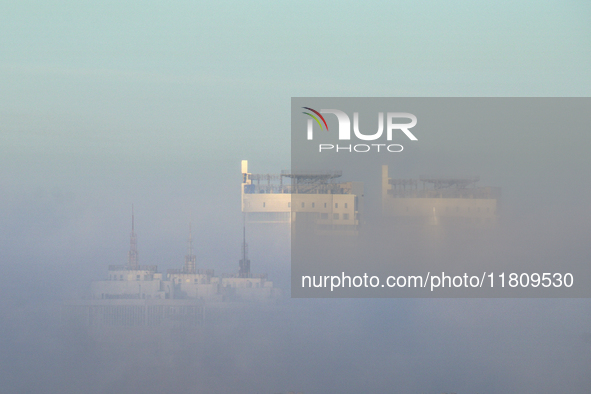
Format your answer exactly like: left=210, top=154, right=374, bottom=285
left=64, top=208, right=280, bottom=329
left=241, top=160, right=363, bottom=233
left=381, top=165, right=500, bottom=226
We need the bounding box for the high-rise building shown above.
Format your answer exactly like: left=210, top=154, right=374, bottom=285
left=64, top=209, right=280, bottom=330
left=381, top=165, right=500, bottom=226
left=241, top=160, right=363, bottom=233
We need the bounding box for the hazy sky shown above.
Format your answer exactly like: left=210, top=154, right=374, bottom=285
left=2, top=1, right=590, bottom=162
left=2, top=1, right=590, bottom=266
left=1, top=1, right=591, bottom=393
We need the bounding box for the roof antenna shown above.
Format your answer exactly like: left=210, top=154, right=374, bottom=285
left=239, top=213, right=250, bottom=278
left=128, top=204, right=139, bottom=269
left=184, top=221, right=196, bottom=273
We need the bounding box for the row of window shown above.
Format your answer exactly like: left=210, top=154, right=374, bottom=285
left=404, top=206, right=493, bottom=213
left=172, top=278, right=209, bottom=285
left=320, top=213, right=350, bottom=220
left=110, top=275, right=150, bottom=281
left=263, top=202, right=349, bottom=209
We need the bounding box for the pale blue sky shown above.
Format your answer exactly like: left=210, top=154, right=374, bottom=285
left=1, top=0, right=590, bottom=166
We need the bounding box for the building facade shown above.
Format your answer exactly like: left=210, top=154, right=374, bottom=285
left=381, top=165, right=500, bottom=226
left=241, top=160, right=363, bottom=232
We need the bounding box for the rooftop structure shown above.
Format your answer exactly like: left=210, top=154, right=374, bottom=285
left=241, top=160, right=363, bottom=232
left=66, top=210, right=280, bottom=329
left=381, top=165, right=500, bottom=226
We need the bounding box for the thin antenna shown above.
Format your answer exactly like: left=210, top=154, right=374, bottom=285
left=242, top=215, right=246, bottom=262
left=184, top=221, right=196, bottom=273
left=239, top=212, right=250, bottom=278
left=128, top=204, right=139, bottom=269
left=189, top=222, right=193, bottom=256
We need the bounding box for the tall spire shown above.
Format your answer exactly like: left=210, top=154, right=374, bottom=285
left=188, top=222, right=193, bottom=256
left=239, top=213, right=250, bottom=278
left=184, top=222, right=196, bottom=273
left=128, top=204, right=139, bottom=269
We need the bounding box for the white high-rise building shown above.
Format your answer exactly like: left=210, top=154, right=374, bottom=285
left=241, top=160, right=363, bottom=233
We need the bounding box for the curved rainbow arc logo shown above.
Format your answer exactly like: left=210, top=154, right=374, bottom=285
left=302, top=107, right=329, bottom=131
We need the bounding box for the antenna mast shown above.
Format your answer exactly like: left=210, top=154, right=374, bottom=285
left=184, top=222, right=196, bottom=273
left=239, top=213, right=250, bottom=278
left=128, top=204, right=139, bottom=269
